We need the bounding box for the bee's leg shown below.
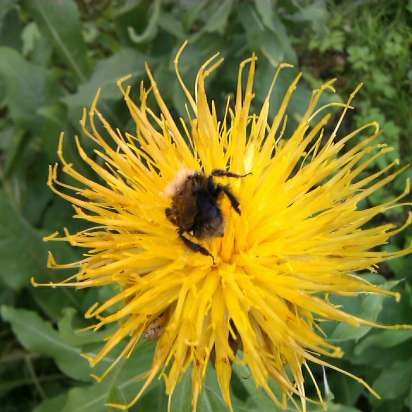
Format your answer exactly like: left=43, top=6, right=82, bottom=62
left=212, top=169, right=251, bottom=178
left=217, top=185, right=241, bottom=215
left=178, top=230, right=215, bottom=263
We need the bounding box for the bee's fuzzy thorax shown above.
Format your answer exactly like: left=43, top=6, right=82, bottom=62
left=163, top=168, right=196, bottom=197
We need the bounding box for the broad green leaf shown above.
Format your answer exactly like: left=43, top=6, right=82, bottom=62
left=62, top=383, right=116, bottom=412
left=328, top=294, right=385, bottom=342
left=133, top=382, right=168, bottom=412
left=170, top=369, right=192, bottom=412
left=311, top=403, right=362, bottom=412
left=37, top=103, right=68, bottom=160
left=289, top=2, right=328, bottom=27
left=328, top=280, right=401, bottom=342
left=0, top=189, right=81, bottom=315
left=63, top=48, right=145, bottom=108
left=232, top=364, right=283, bottom=411
left=373, top=359, right=412, bottom=400
left=0, top=47, right=58, bottom=130
left=253, top=0, right=275, bottom=28
left=33, top=393, right=68, bottom=412
left=0, top=189, right=46, bottom=290
left=354, top=329, right=412, bottom=356
left=31, top=262, right=83, bottom=321
left=22, top=22, right=41, bottom=56
left=62, top=341, right=156, bottom=412
left=238, top=3, right=295, bottom=67
left=16, top=150, right=54, bottom=226
left=326, top=372, right=363, bottom=408
left=0, top=0, right=17, bottom=26
left=1, top=127, right=25, bottom=177
left=253, top=0, right=296, bottom=63
left=200, top=388, right=228, bottom=412
left=350, top=337, right=412, bottom=369
left=183, top=0, right=208, bottom=30
left=199, top=367, right=234, bottom=412
left=24, top=0, right=90, bottom=81
left=22, top=21, right=52, bottom=66
left=58, top=307, right=113, bottom=347
left=158, top=11, right=186, bottom=39
left=386, top=250, right=412, bottom=279
left=128, top=0, right=161, bottom=44
left=171, top=366, right=233, bottom=412
left=1, top=306, right=92, bottom=381
left=202, top=0, right=233, bottom=35
left=0, top=3, right=23, bottom=50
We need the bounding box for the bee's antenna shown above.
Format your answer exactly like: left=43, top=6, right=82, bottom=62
left=211, top=169, right=252, bottom=178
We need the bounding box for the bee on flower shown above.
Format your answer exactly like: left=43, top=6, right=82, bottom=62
left=33, top=42, right=411, bottom=411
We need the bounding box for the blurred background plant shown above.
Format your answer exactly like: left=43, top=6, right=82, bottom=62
left=0, top=0, right=411, bottom=411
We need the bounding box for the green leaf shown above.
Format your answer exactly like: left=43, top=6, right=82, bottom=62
left=253, top=0, right=275, bottom=28
left=0, top=188, right=81, bottom=316
left=289, top=2, right=328, bottom=27
left=62, top=342, right=156, bottom=412
left=21, top=21, right=52, bottom=66
left=0, top=189, right=46, bottom=290
left=329, top=294, right=385, bottom=342
left=128, top=0, right=161, bottom=44
left=328, top=280, right=400, bottom=342
left=373, top=359, right=412, bottom=400
left=170, top=369, right=192, bottom=412
left=238, top=3, right=296, bottom=66
left=37, top=103, right=68, bottom=160
left=33, top=394, right=68, bottom=412
left=199, top=367, right=233, bottom=412
left=62, top=383, right=117, bottom=412
left=354, top=329, right=412, bottom=356
left=22, top=21, right=41, bottom=56
left=311, top=403, right=362, bottom=412
left=326, top=373, right=363, bottom=408
left=134, top=382, right=168, bottom=412
left=0, top=0, right=17, bottom=26
left=24, top=0, right=90, bottom=81
left=1, top=306, right=92, bottom=381
left=158, top=11, right=186, bottom=39
left=0, top=3, right=23, bottom=50
left=202, top=0, right=233, bottom=35
left=63, top=48, right=145, bottom=109
left=0, top=47, right=58, bottom=130
left=58, top=307, right=112, bottom=346
left=232, top=364, right=283, bottom=411
left=253, top=0, right=296, bottom=63
left=1, top=127, right=25, bottom=177
left=170, top=366, right=234, bottom=412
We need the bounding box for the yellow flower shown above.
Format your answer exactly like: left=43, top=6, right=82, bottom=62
left=34, top=43, right=411, bottom=411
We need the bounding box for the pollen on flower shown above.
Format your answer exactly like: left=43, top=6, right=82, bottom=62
left=33, top=40, right=412, bottom=412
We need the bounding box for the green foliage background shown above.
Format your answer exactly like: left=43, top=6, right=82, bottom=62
left=0, top=1, right=411, bottom=411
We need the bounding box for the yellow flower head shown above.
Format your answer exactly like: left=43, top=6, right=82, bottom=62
left=35, top=43, right=411, bottom=411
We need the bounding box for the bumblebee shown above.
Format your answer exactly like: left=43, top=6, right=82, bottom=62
left=164, top=168, right=249, bottom=260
